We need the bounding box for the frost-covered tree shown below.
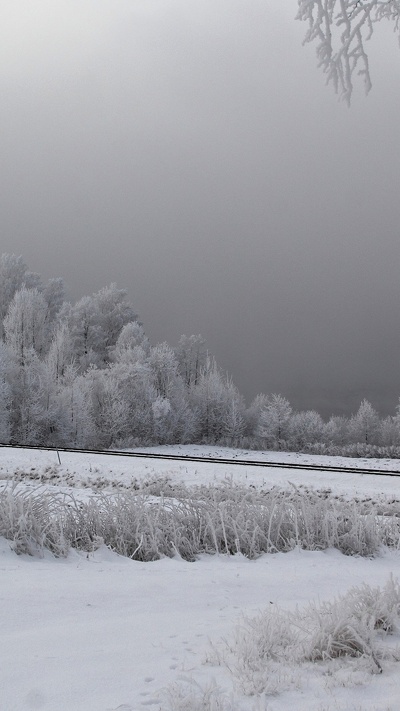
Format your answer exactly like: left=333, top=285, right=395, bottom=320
left=152, top=395, right=174, bottom=444
left=149, top=343, right=181, bottom=399
left=348, top=399, right=380, bottom=445
left=297, top=0, right=400, bottom=103
left=60, top=284, right=137, bottom=370
left=112, top=321, right=150, bottom=363
left=244, top=393, right=270, bottom=439
left=56, top=374, right=96, bottom=448
left=175, top=334, right=207, bottom=388
left=45, top=324, right=75, bottom=384
left=190, top=359, right=244, bottom=444
left=10, top=348, right=51, bottom=445
left=0, top=254, right=29, bottom=338
left=0, top=254, right=64, bottom=344
left=220, top=383, right=246, bottom=445
left=4, top=287, right=50, bottom=364
left=149, top=343, right=194, bottom=443
left=380, top=399, right=400, bottom=447
left=289, top=409, right=325, bottom=450
left=59, top=297, right=97, bottom=369
left=107, top=361, right=156, bottom=444
left=0, top=343, right=12, bottom=442
left=42, top=277, right=65, bottom=323
left=380, top=415, right=400, bottom=446
left=85, top=366, right=130, bottom=448
left=22, top=270, right=43, bottom=291
left=258, top=394, right=293, bottom=449
left=94, top=284, right=138, bottom=357
left=323, top=414, right=350, bottom=446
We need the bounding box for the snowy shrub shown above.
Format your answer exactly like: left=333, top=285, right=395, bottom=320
left=213, top=578, right=400, bottom=696
left=288, top=442, right=400, bottom=459
left=161, top=678, right=240, bottom=711
left=161, top=677, right=271, bottom=711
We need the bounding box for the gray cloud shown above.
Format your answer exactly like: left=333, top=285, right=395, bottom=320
left=1, top=1, right=400, bottom=417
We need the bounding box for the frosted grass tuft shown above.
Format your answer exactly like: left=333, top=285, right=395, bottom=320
left=1, top=481, right=399, bottom=560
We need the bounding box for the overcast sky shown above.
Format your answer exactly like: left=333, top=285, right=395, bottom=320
left=1, top=1, right=400, bottom=417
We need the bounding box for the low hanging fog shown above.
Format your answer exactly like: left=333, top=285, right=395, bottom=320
left=1, top=1, right=400, bottom=417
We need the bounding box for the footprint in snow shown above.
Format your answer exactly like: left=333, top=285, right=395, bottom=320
left=141, top=699, right=159, bottom=706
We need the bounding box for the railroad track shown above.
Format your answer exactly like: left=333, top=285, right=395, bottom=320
left=1, top=442, right=400, bottom=478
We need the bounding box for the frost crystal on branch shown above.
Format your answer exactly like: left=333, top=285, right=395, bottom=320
left=296, top=0, right=400, bottom=103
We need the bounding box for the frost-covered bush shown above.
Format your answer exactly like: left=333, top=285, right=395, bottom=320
left=304, top=443, right=400, bottom=459
left=304, top=576, right=400, bottom=673
left=161, top=678, right=240, bottom=711
left=161, top=677, right=271, bottom=711
left=214, top=577, right=400, bottom=695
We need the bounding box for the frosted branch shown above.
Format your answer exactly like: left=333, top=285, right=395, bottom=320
left=296, top=0, right=400, bottom=103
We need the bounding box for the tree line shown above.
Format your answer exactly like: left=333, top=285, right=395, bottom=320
left=1, top=253, right=400, bottom=457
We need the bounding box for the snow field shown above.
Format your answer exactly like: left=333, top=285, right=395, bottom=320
left=2, top=444, right=400, bottom=499
left=2, top=446, right=400, bottom=710
left=2, top=541, right=400, bottom=711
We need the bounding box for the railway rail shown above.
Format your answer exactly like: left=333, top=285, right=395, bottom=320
left=1, top=442, right=400, bottom=478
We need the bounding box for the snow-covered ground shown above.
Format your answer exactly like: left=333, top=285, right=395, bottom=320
left=2, top=445, right=400, bottom=711
left=1, top=444, right=400, bottom=500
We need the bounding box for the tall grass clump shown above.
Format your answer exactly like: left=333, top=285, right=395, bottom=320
left=0, top=485, right=70, bottom=556
left=1, top=482, right=399, bottom=559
